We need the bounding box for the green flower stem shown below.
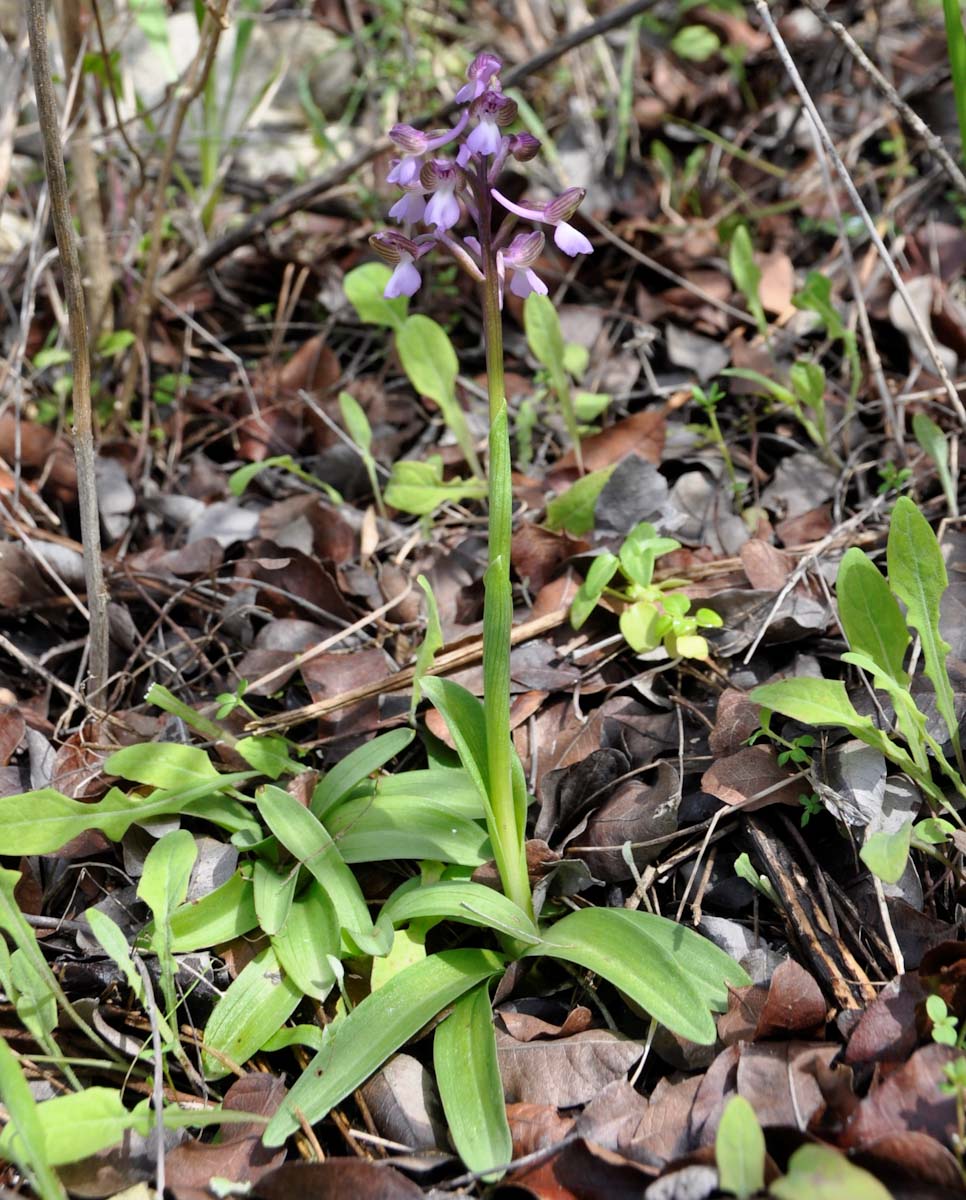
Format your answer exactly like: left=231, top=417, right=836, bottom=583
left=478, top=180, right=535, bottom=923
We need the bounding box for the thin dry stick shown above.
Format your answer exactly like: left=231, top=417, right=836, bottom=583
left=115, top=0, right=229, bottom=423
left=800, top=0, right=966, bottom=195
left=27, top=0, right=110, bottom=707
left=157, top=0, right=663, bottom=298
left=753, top=0, right=966, bottom=428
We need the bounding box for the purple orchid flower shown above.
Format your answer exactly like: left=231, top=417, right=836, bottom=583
left=491, top=186, right=593, bottom=257
left=455, top=52, right=502, bottom=104
left=386, top=113, right=468, bottom=185
left=370, top=231, right=425, bottom=298
left=503, top=230, right=548, bottom=298
left=421, top=159, right=463, bottom=231
left=466, top=90, right=517, bottom=157
left=388, top=188, right=427, bottom=225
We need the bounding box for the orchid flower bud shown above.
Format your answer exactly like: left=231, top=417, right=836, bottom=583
left=508, top=132, right=540, bottom=161
left=455, top=52, right=502, bottom=104
left=503, top=230, right=548, bottom=298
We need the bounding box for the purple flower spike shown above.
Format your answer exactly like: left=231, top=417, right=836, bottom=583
left=421, top=159, right=462, bottom=231
left=466, top=90, right=517, bottom=157
left=455, top=52, right=502, bottom=104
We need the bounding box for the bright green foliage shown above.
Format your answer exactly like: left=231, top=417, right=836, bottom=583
left=545, top=465, right=616, bottom=534
left=751, top=499, right=966, bottom=886
left=926, top=994, right=959, bottom=1047
left=343, top=261, right=408, bottom=329
left=911, top=411, right=958, bottom=516
left=728, top=224, right=767, bottom=337
left=571, top=522, right=722, bottom=660
left=792, top=272, right=861, bottom=408
left=0, top=1035, right=65, bottom=1200
left=671, top=23, right=721, bottom=61
left=412, top=574, right=444, bottom=710
left=434, top=984, right=512, bottom=1179
left=723, top=362, right=836, bottom=465
left=769, top=1145, right=891, bottom=1199
left=716, top=1096, right=765, bottom=1198
left=942, top=0, right=966, bottom=165
left=228, top=453, right=342, bottom=503
left=384, top=456, right=487, bottom=515
left=339, top=390, right=386, bottom=517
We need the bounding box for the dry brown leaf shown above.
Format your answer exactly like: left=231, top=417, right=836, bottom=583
left=701, top=745, right=802, bottom=810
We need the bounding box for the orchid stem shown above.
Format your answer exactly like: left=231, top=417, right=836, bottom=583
left=478, top=174, right=534, bottom=922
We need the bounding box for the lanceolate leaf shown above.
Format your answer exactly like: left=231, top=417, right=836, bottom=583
left=255, top=785, right=390, bottom=957
left=434, top=983, right=511, bottom=1178
left=749, top=678, right=879, bottom=740
left=311, top=727, right=415, bottom=819
left=270, top=881, right=340, bottom=1000
left=168, top=869, right=258, bottom=952
left=887, top=497, right=961, bottom=764
left=262, top=949, right=506, bottom=1146
left=418, top=677, right=493, bottom=826
left=0, top=1035, right=64, bottom=1200
left=105, top=743, right=219, bottom=790
left=381, top=881, right=541, bottom=944
left=323, top=797, right=490, bottom=865
left=525, top=908, right=748, bottom=1044
left=836, top=548, right=909, bottom=684
left=0, top=1086, right=134, bottom=1168
left=860, top=820, right=913, bottom=885
left=715, top=1095, right=765, bottom=1199
left=201, top=944, right=302, bottom=1080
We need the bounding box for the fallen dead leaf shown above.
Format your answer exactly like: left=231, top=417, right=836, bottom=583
left=701, top=745, right=803, bottom=810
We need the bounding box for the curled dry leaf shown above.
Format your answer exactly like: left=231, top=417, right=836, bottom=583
left=708, top=689, right=761, bottom=759
left=719, top=960, right=827, bottom=1044
left=496, top=1028, right=643, bottom=1108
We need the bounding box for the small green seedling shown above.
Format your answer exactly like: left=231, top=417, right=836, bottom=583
left=338, top=390, right=387, bottom=518
left=912, top=410, right=958, bottom=517
left=691, top=382, right=743, bottom=500
left=798, top=792, right=822, bottom=828
left=571, top=522, right=723, bottom=659
left=792, top=271, right=861, bottom=412
left=750, top=497, right=966, bottom=886
left=728, top=224, right=768, bottom=339
left=877, top=461, right=912, bottom=497
left=723, top=360, right=838, bottom=466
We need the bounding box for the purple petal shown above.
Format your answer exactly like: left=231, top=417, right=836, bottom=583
left=387, top=156, right=421, bottom=187
left=509, top=267, right=547, bottom=298
left=554, top=221, right=593, bottom=257
left=389, top=192, right=427, bottom=224
left=384, top=258, right=421, bottom=298
left=491, top=187, right=544, bottom=222
left=425, top=189, right=461, bottom=231
left=455, top=80, right=484, bottom=104
left=466, top=121, right=503, bottom=157
left=464, top=236, right=482, bottom=256
left=456, top=144, right=472, bottom=169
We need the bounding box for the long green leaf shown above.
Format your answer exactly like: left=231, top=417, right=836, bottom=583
left=201, top=944, right=302, bottom=1080
left=0, top=773, right=255, bottom=855
left=526, top=908, right=748, bottom=1044
left=434, top=983, right=511, bottom=1179
left=381, top=881, right=541, bottom=944
left=418, top=677, right=493, bottom=826
left=252, top=859, right=298, bottom=936
left=105, top=743, right=219, bottom=790
left=255, top=785, right=390, bottom=957
left=0, top=1087, right=134, bottom=1168
left=270, top=882, right=339, bottom=1000
left=324, top=796, right=489, bottom=865
left=168, top=869, right=258, bottom=951
left=887, top=497, right=961, bottom=767
left=749, top=678, right=880, bottom=739
left=311, top=728, right=415, bottom=819
left=0, top=1036, right=66, bottom=1200
left=836, top=548, right=910, bottom=684
left=262, top=948, right=506, bottom=1145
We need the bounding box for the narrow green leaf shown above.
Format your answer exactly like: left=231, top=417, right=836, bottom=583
left=836, top=548, right=910, bottom=684
left=729, top=225, right=767, bottom=336
left=324, top=796, right=490, bottom=865
left=87, top=909, right=146, bottom=1002
left=10, top=948, right=57, bottom=1043
left=270, top=882, right=339, bottom=1000
left=343, top=262, right=408, bottom=329
left=716, top=1096, right=765, bottom=1199
left=860, top=820, right=913, bottom=885
left=381, top=881, right=541, bottom=944
left=201, top=944, right=302, bottom=1079
left=384, top=458, right=486, bottom=515
left=912, top=411, right=956, bottom=515
left=412, top=574, right=444, bottom=710
left=252, top=859, right=298, bottom=936
left=435, top=983, right=511, bottom=1179
left=255, top=785, right=390, bottom=957
left=168, top=869, right=258, bottom=951
left=418, top=677, right=492, bottom=825
left=887, top=497, right=961, bottom=763
left=0, top=1035, right=64, bottom=1200
left=526, top=908, right=748, bottom=1044
left=235, top=736, right=298, bottom=779
left=311, top=728, right=415, bottom=819
left=338, top=390, right=373, bottom=452
left=262, top=949, right=505, bottom=1145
